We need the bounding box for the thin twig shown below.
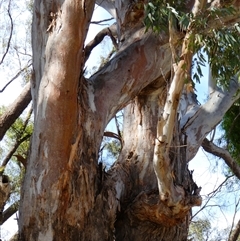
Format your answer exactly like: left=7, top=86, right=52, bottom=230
left=0, top=62, right=32, bottom=93
left=0, top=0, right=13, bottom=65
left=91, top=17, right=114, bottom=24
left=191, top=175, right=234, bottom=219
left=0, top=106, right=33, bottom=168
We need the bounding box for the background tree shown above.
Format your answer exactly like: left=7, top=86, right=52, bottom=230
left=0, top=0, right=240, bottom=240
left=0, top=1, right=32, bottom=235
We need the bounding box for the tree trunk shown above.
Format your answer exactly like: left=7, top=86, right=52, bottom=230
left=113, top=83, right=191, bottom=241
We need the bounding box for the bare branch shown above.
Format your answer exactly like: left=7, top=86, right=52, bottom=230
left=0, top=0, right=13, bottom=65
left=0, top=201, right=19, bottom=225
left=191, top=174, right=234, bottom=219
left=91, top=17, right=114, bottom=25
left=0, top=83, right=31, bottom=141
left=202, top=138, right=240, bottom=180
left=0, top=106, right=32, bottom=168
left=0, top=62, right=32, bottom=93
left=104, top=131, right=121, bottom=142
left=13, top=46, right=32, bottom=58
left=84, top=23, right=117, bottom=63
left=0, top=134, right=31, bottom=168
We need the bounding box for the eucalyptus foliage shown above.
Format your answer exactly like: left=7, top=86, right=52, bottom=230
left=144, top=1, right=240, bottom=86
left=221, top=99, right=240, bottom=164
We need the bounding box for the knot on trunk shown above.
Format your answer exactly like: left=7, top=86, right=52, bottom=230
left=127, top=190, right=201, bottom=227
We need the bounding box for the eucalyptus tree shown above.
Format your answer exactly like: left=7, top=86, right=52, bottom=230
left=1, top=0, right=239, bottom=240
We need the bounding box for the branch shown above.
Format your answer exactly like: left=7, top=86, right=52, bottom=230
left=0, top=0, right=13, bottom=65
left=91, top=17, right=114, bottom=25
left=182, top=76, right=240, bottom=161
left=0, top=201, right=19, bottom=225
left=0, top=134, right=31, bottom=169
left=0, top=82, right=31, bottom=141
left=84, top=23, right=117, bottom=63
left=0, top=62, right=32, bottom=93
left=104, top=131, right=121, bottom=142
left=229, top=219, right=240, bottom=241
left=90, top=31, right=171, bottom=125
left=202, top=138, right=240, bottom=180
left=191, top=174, right=233, bottom=219
left=0, top=106, right=32, bottom=169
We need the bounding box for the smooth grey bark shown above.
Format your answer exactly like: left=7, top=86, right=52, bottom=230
left=181, top=77, right=240, bottom=161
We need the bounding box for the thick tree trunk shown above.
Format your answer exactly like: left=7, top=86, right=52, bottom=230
left=19, top=1, right=97, bottom=240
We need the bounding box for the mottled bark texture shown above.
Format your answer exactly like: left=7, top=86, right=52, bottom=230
left=18, top=0, right=240, bottom=240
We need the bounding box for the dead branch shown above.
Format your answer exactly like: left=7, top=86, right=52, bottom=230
left=202, top=138, right=240, bottom=180
left=84, top=23, right=117, bottom=63
left=0, top=83, right=31, bottom=141
left=0, top=0, right=13, bottom=65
